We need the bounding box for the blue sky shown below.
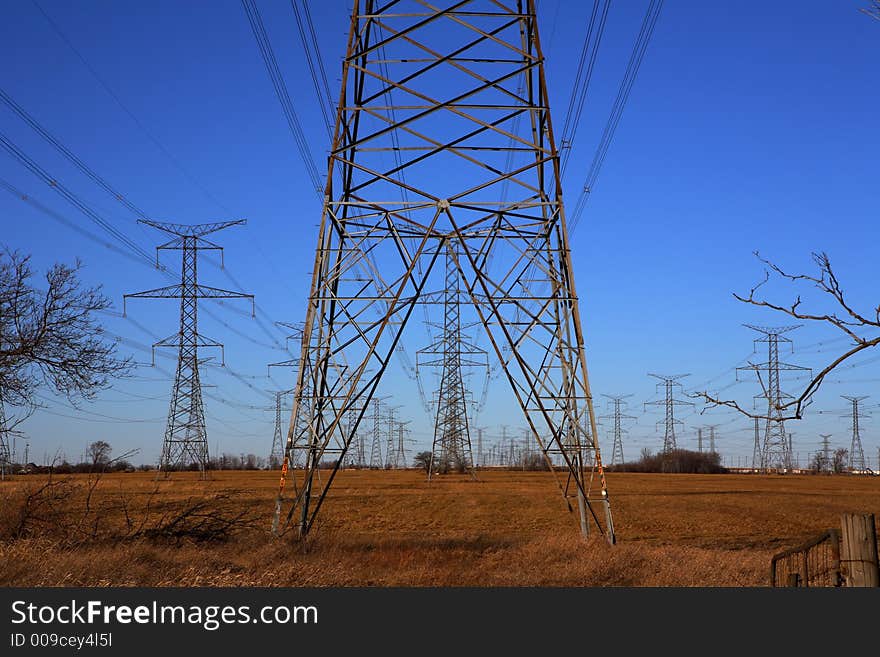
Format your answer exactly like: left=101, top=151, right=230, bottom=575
left=1, top=0, right=878, bottom=469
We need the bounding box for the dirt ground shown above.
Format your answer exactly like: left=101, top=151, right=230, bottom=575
left=1, top=469, right=877, bottom=586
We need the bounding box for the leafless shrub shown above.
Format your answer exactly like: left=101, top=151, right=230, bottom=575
left=135, top=494, right=258, bottom=545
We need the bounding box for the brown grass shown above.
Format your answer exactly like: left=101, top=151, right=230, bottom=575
left=1, top=469, right=878, bottom=587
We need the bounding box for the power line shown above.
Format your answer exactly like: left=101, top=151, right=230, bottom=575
left=240, top=0, right=323, bottom=196
left=0, top=177, right=146, bottom=266
left=559, top=0, right=611, bottom=177
left=569, top=0, right=664, bottom=229
left=0, top=132, right=156, bottom=266
left=290, top=0, right=335, bottom=138
left=30, top=0, right=233, bottom=214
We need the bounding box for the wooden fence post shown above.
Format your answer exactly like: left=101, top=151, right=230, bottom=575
left=828, top=528, right=841, bottom=587
left=840, top=513, right=880, bottom=587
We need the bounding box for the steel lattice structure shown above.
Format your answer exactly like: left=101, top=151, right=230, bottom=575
left=645, top=374, right=691, bottom=471
left=274, top=0, right=614, bottom=543
left=369, top=399, right=384, bottom=469
left=818, top=433, right=832, bottom=473
left=842, top=395, right=868, bottom=472
left=705, top=424, right=718, bottom=454
left=268, top=389, right=295, bottom=469
left=738, top=325, right=810, bottom=472
left=600, top=394, right=634, bottom=466
left=391, top=419, right=410, bottom=469
left=125, top=220, right=253, bottom=475
left=0, top=392, right=11, bottom=480
left=419, top=245, right=487, bottom=478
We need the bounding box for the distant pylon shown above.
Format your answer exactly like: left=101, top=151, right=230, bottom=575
left=737, top=325, right=810, bottom=472
left=125, top=220, right=253, bottom=476
left=819, top=433, right=833, bottom=473
left=474, top=427, right=485, bottom=469
left=369, top=399, right=384, bottom=469
left=752, top=417, right=761, bottom=471
left=268, top=389, right=294, bottom=469
left=393, top=420, right=410, bottom=469
left=419, top=244, right=487, bottom=479
left=645, top=374, right=692, bottom=471
left=384, top=405, right=402, bottom=469
left=268, top=354, right=313, bottom=470
left=600, top=394, right=634, bottom=466
left=0, top=391, right=11, bottom=480
left=842, top=395, right=868, bottom=472
left=706, top=425, right=719, bottom=454
left=697, top=427, right=703, bottom=453
left=274, top=0, right=615, bottom=543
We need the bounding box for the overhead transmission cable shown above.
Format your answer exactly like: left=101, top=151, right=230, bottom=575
left=569, top=0, right=664, bottom=230
left=241, top=0, right=323, bottom=197
left=290, top=0, right=335, bottom=139
left=558, top=0, right=611, bottom=177
left=30, top=0, right=232, bottom=214
left=0, top=132, right=156, bottom=267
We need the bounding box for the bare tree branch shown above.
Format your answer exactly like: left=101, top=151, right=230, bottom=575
left=695, top=252, right=879, bottom=422
left=0, top=248, right=132, bottom=410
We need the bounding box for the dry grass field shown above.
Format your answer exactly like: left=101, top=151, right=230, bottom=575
left=1, top=469, right=878, bottom=587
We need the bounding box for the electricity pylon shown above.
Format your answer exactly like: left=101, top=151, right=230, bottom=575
left=705, top=424, right=719, bottom=454
left=274, top=0, right=615, bottom=544
left=0, top=392, right=11, bottom=480
left=384, top=405, right=403, bottom=469
left=819, top=433, right=832, bottom=473
left=600, top=394, right=634, bottom=466
left=418, top=244, right=487, bottom=479
left=125, top=220, right=253, bottom=475
left=393, top=420, right=410, bottom=469
left=842, top=395, right=868, bottom=472
left=268, top=389, right=294, bottom=469
left=737, top=325, right=810, bottom=472
left=645, top=374, right=692, bottom=471
left=752, top=417, right=761, bottom=471
left=268, top=357, right=310, bottom=469
left=369, top=399, right=384, bottom=470
left=474, top=426, right=486, bottom=469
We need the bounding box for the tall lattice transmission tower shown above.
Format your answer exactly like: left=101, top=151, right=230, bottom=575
left=752, top=417, right=761, bottom=470
left=392, top=420, right=410, bottom=469
left=705, top=424, right=719, bottom=454
left=842, top=395, right=868, bottom=472
left=418, top=245, right=487, bottom=478
left=125, top=220, right=253, bottom=475
left=600, top=394, right=634, bottom=466
left=818, top=433, right=832, bottom=473
left=737, top=325, right=810, bottom=472
left=0, top=393, right=11, bottom=480
left=369, top=399, right=384, bottom=470
left=645, top=374, right=691, bottom=470
left=267, top=389, right=294, bottom=469
left=273, top=0, right=615, bottom=543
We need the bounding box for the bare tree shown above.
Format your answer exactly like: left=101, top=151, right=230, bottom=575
left=0, top=249, right=131, bottom=415
left=86, top=440, right=112, bottom=467
left=832, top=448, right=849, bottom=474
left=696, top=252, right=879, bottom=421
left=413, top=451, right=432, bottom=473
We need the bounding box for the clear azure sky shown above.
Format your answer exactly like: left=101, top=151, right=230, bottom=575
left=1, top=0, right=878, bottom=468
